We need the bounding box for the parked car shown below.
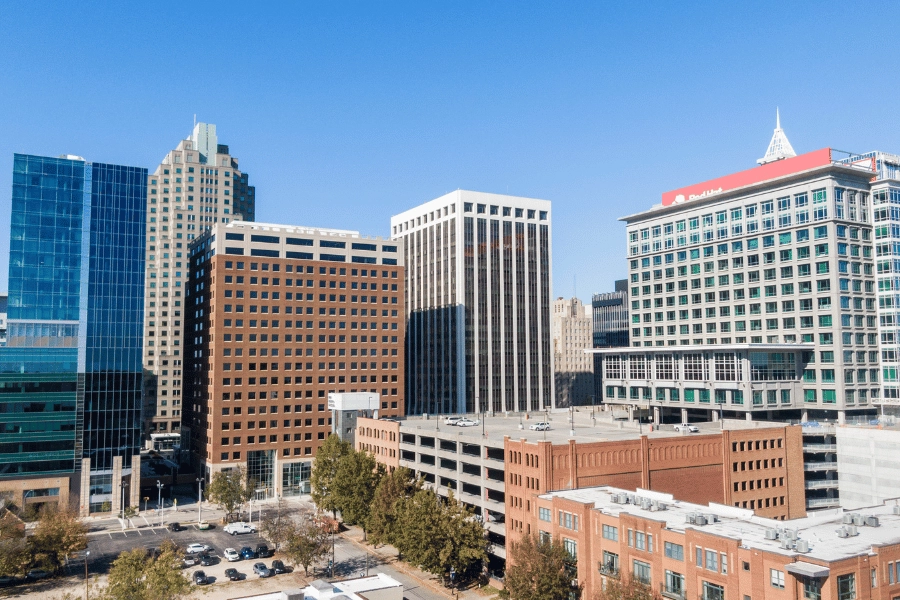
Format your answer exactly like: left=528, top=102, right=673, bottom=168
left=26, top=570, right=49, bottom=581
left=271, top=560, right=290, bottom=574
left=253, top=562, right=272, bottom=578
left=240, top=546, right=258, bottom=560
left=197, top=520, right=211, bottom=530
left=224, top=522, right=256, bottom=535
left=168, top=522, right=183, bottom=532
left=255, top=544, right=271, bottom=558
left=181, top=556, right=198, bottom=568
left=455, top=418, right=478, bottom=427
left=199, top=553, right=215, bottom=566
left=224, top=548, right=240, bottom=562
left=224, top=568, right=241, bottom=581
left=193, top=570, right=209, bottom=585
left=444, top=416, right=461, bottom=425
left=529, top=422, right=550, bottom=431
left=185, top=543, right=212, bottom=555
left=674, top=423, right=699, bottom=433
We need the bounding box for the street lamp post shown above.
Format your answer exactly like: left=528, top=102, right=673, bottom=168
left=196, top=477, right=205, bottom=524
left=156, top=480, right=164, bottom=527
left=120, top=482, right=129, bottom=524
left=84, top=550, right=90, bottom=600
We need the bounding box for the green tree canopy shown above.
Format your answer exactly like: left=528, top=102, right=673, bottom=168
left=0, top=509, right=29, bottom=577
left=501, top=534, right=581, bottom=600
left=310, top=434, right=351, bottom=517
left=332, top=449, right=384, bottom=537
left=282, top=509, right=331, bottom=576
left=28, top=506, right=88, bottom=572
left=367, top=467, right=418, bottom=548
left=205, top=466, right=252, bottom=519
left=593, top=574, right=660, bottom=600
left=103, top=541, right=191, bottom=600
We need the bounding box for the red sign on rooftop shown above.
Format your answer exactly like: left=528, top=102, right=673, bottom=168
left=661, top=148, right=835, bottom=207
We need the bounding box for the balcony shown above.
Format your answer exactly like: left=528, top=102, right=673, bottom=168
left=806, top=497, right=840, bottom=509
left=661, top=584, right=686, bottom=600
left=804, top=480, right=838, bottom=490
left=804, top=462, right=837, bottom=472
left=598, top=564, right=619, bottom=578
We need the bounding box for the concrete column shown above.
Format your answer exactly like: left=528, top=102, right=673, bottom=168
left=745, top=412, right=753, bottom=421
left=79, top=458, right=91, bottom=517
left=712, top=411, right=719, bottom=422
left=130, top=455, right=141, bottom=509
left=653, top=406, right=661, bottom=424
left=838, top=410, right=846, bottom=425
left=801, top=410, right=809, bottom=423
left=111, top=455, right=123, bottom=516
left=681, top=408, right=688, bottom=422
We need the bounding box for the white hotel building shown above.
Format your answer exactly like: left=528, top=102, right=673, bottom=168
left=594, top=123, right=888, bottom=425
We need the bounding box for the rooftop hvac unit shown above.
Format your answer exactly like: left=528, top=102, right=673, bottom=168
left=783, top=528, right=797, bottom=540
left=842, top=514, right=854, bottom=524
left=847, top=525, right=859, bottom=536
left=658, top=502, right=668, bottom=511
left=640, top=498, right=652, bottom=510
left=780, top=538, right=794, bottom=550
left=836, top=527, right=850, bottom=538
left=852, top=514, right=864, bottom=527
left=894, top=505, right=900, bottom=515
left=866, top=516, right=880, bottom=527
left=764, top=528, right=778, bottom=540
left=706, top=514, right=719, bottom=523
left=611, top=493, right=625, bottom=504
left=796, top=539, right=810, bottom=553
left=694, top=515, right=708, bottom=526
left=626, top=494, right=636, bottom=504
left=686, top=512, right=698, bottom=524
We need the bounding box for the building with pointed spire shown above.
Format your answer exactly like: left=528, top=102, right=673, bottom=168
left=758, top=108, right=797, bottom=165
left=143, top=124, right=255, bottom=444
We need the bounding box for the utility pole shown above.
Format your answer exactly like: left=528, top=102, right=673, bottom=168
left=196, top=477, right=204, bottom=524
left=84, top=550, right=90, bottom=600
left=156, top=481, right=164, bottom=527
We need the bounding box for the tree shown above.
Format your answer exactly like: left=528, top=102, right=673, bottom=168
left=206, top=466, right=252, bottom=520
left=394, top=489, right=486, bottom=582
left=0, top=509, right=29, bottom=577
left=593, top=574, right=659, bottom=600
left=332, top=449, right=384, bottom=538
left=260, top=497, right=295, bottom=551
left=368, top=467, right=418, bottom=548
left=28, top=506, right=88, bottom=572
left=282, top=509, right=331, bottom=576
left=103, top=541, right=192, bottom=600
left=310, top=434, right=351, bottom=517
left=501, top=534, right=582, bottom=600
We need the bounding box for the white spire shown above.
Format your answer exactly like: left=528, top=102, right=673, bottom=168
left=757, top=108, right=797, bottom=165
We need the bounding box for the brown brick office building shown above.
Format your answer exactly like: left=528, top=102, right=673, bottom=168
left=185, top=222, right=404, bottom=497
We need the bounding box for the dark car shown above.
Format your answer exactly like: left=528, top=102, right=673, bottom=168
left=168, top=522, right=183, bottom=532
left=253, top=562, right=272, bottom=578
left=193, top=570, right=209, bottom=585
left=26, top=570, right=50, bottom=581
left=145, top=547, right=160, bottom=559
left=271, top=560, right=289, bottom=574
left=199, top=553, right=215, bottom=566
left=240, top=546, right=257, bottom=560
left=255, top=544, right=271, bottom=558
left=224, top=568, right=241, bottom=581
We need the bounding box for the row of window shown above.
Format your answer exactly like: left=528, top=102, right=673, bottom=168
left=604, top=385, right=878, bottom=404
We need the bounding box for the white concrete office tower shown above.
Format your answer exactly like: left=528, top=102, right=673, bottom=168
left=143, top=123, right=256, bottom=441
left=391, top=191, right=553, bottom=415
left=594, top=125, right=885, bottom=425
left=551, top=297, right=594, bottom=407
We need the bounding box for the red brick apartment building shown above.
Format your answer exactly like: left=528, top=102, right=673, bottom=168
left=185, top=222, right=404, bottom=497
left=533, top=486, right=900, bottom=600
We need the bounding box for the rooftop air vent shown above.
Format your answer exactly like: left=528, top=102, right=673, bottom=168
left=765, top=528, right=778, bottom=540
left=852, top=514, right=864, bottom=527
left=893, top=505, right=900, bottom=516
left=866, top=516, right=880, bottom=527
left=694, top=515, right=708, bottom=526
left=796, top=539, right=810, bottom=553
left=836, top=527, right=850, bottom=538
left=847, top=524, right=859, bottom=536
left=842, top=514, right=854, bottom=524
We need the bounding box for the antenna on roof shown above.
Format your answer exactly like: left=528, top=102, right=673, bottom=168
left=758, top=107, right=797, bottom=165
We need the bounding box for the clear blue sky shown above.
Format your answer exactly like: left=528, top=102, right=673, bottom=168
left=1, top=2, right=898, bottom=301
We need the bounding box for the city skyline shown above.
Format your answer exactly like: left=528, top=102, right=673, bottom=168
left=2, top=3, right=900, bottom=303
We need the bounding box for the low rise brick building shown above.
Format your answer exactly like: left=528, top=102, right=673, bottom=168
left=185, top=222, right=404, bottom=498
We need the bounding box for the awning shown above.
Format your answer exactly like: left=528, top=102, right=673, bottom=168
left=786, top=562, right=830, bottom=578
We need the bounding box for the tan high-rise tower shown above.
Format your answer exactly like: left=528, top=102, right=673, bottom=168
left=143, top=123, right=255, bottom=442
left=551, top=297, right=594, bottom=407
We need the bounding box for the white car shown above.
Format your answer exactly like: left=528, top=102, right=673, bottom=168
left=224, top=522, right=257, bottom=535
left=456, top=418, right=479, bottom=427
left=444, top=416, right=462, bottom=425
left=224, top=548, right=240, bottom=562
left=529, top=422, right=551, bottom=431
left=185, top=543, right=211, bottom=554
left=674, top=423, right=699, bottom=433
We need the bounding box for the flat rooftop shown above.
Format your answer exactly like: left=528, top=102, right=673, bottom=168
left=543, top=485, right=900, bottom=563
left=390, top=411, right=788, bottom=446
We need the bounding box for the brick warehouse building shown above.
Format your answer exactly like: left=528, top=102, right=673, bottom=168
left=355, top=414, right=806, bottom=574
left=185, top=222, right=404, bottom=497
left=532, top=485, right=900, bottom=600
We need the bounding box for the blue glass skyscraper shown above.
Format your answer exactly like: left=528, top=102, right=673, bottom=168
left=0, top=154, right=146, bottom=515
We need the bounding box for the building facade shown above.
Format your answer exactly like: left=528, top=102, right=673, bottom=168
left=184, top=222, right=404, bottom=498
left=1, top=153, right=146, bottom=515
left=0, top=293, right=7, bottom=346
left=532, top=485, right=900, bottom=600
left=592, top=279, right=630, bottom=349
left=390, top=190, right=553, bottom=415
left=596, top=143, right=884, bottom=424
left=552, top=297, right=594, bottom=407
left=144, top=123, right=255, bottom=441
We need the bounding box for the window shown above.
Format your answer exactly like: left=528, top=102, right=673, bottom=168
left=633, top=560, right=651, bottom=585
left=702, top=582, right=725, bottom=600
left=837, top=574, right=856, bottom=600
left=803, top=577, right=822, bottom=600
left=665, top=571, right=685, bottom=599
left=706, top=550, right=718, bottom=571
left=602, top=524, right=618, bottom=541
left=563, top=538, right=577, bottom=561
left=664, top=542, right=684, bottom=560
left=538, top=507, right=551, bottom=522
left=600, top=551, right=619, bottom=576
left=771, top=569, right=785, bottom=589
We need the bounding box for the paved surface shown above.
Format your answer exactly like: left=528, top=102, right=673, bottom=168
left=0, top=495, right=478, bottom=600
